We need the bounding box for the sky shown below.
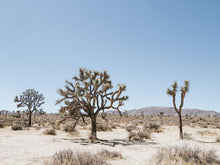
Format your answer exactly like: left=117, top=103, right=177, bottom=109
left=0, top=0, right=220, bottom=113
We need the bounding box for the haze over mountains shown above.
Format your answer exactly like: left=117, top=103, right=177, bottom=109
left=110, top=106, right=220, bottom=117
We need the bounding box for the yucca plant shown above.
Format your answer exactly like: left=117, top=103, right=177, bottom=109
left=56, top=68, right=128, bottom=140
left=14, top=89, right=45, bottom=127
left=167, top=81, right=189, bottom=139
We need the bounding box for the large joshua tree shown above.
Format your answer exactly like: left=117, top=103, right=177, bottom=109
left=56, top=68, right=128, bottom=140
left=14, top=89, right=45, bottom=127
left=167, top=81, right=189, bottom=139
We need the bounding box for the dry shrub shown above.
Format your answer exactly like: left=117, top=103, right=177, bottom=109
left=128, top=129, right=151, bottom=141
left=99, top=149, right=122, bottom=160
left=43, top=129, right=56, bottom=135
left=0, top=122, right=6, bottom=128
left=183, top=132, right=192, bottom=140
left=125, top=125, right=138, bottom=133
left=137, top=129, right=151, bottom=139
left=11, top=124, right=23, bottom=130
left=216, top=136, right=220, bottom=143
left=143, top=122, right=162, bottom=132
left=197, top=130, right=217, bottom=136
left=153, top=145, right=220, bottom=165
left=44, top=149, right=108, bottom=165
left=97, top=122, right=112, bottom=132
left=63, top=122, right=77, bottom=133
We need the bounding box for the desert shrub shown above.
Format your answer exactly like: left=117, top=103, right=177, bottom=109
left=97, top=123, right=112, bottom=132
left=0, top=122, right=6, bottom=128
left=63, top=122, right=77, bottom=133
left=142, top=122, right=162, bottom=132
left=183, top=132, right=192, bottom=140
left=43, top=129, right=56, bottom=135
left=128, top=128, right=151, bottom=141
left=100, top=112, right=107, bottom=120
left=11, top=124, right=23, bottom=131
left=153, top=145, right=220, bottom=165
left=137, top=130, right=151, bottom=139
left=12, top=114, right=21, bottom=118
left=197, top=130, right=217, bottom=136
left=216, top=136, right=220, bottom=143
left=125, top=125, right=138, bottom=133
left=99, top=149, right=122, bottom=160
left=44, top=149, right=108, bottom=165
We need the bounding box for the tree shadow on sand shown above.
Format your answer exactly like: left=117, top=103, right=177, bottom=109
left=62, top=138, right=158, bottom=147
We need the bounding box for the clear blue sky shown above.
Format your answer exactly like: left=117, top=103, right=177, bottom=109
left=0, top=0, right=220, bottom=113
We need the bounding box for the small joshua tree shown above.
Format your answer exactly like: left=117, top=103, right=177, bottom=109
left=14, top=89, right=45, bottom=127
left=56, top=68, right=128, bottom=140
left=167, top=81, right=189, bottom=139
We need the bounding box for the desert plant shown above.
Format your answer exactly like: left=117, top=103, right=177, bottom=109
left=183, top=132, right=192, bottom=140
left=14, top=89, right=45, bottom=127
left=167, top=81, right=189, bottom=139
left=128, top=126, right=151, bottom=141
left=125, top=125, right=138, bottom=132
left=43, top=129, right=56, bottom=135
left=63, top=122, right=77, bottom=133
left=216, top=136, right=220, bottom=143
left=128, top=130, right=151, bottom=141
left=0, top=121, right=6, bottom=128
left=11, top=124, right=23, bottom=130
left=98, top=149, right=122, bottom=160
left=142, top=122, right=162, bottom=133
left=44, top=149, right=108, bottom=165
left=154, top=145, right=219, bottom=164
left=56, top=68, right=128, bottom=140
left=97, top=122, right=112, bottom=132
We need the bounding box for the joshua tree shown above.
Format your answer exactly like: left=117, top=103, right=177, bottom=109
left=167, top=81, right=189, bottom=139
left=14, top=89, right=45, bottom=127
left=56, top=68, right=128, bottom=140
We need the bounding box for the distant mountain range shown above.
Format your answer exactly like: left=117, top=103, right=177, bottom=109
left=109, top=106, right=220, bottom=117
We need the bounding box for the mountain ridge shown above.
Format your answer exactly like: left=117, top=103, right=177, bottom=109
left=109, top=106, right=220, bottom=117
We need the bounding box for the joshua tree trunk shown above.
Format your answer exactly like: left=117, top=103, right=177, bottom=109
left=90, top=116, right=97, bottom=140
left=28, top=111, right=32, bottom=127
left=178, top=113, right=183, bottom=139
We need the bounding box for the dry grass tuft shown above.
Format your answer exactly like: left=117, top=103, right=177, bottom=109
left=44, top=149, right=108, bottom=165
left=183, top=132, right=192, bottom=140
left=153, top=145, right=220, bottom=165
left=0, top=122, right=6, bottom=128
left=125, top=125, right=138, bottom=133
left=99, top=149, right=123, bottom=160
left=97, top=122, right=112, bottom=132
left=43, top=129, right=56, bottom=135
left=197, top=130, right=217, bottom=137
left=11, top=124, right=23, bottom=131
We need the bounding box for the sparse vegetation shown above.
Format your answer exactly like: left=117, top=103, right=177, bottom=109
left=98, top=149, right=123, bottom=160
left=97, top=122, right=112, bottom=132
left=127, top=125, right=152, bottom=141
left=44, top=149, right=108, bottom=165
left=0, top=122, right=6, bottom=128
left=11, top=124, right=23, bottom=130
left=183, top=132, right=192, bottom=140
left=153, top=145, right=220, bottom=165
left=43, top=129, right=56, bottom=135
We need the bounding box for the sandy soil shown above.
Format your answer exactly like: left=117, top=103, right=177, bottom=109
left=0, top=126, right=220, bottom=165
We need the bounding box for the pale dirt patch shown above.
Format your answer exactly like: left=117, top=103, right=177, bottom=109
left=0, top=126, right=220, bottom=165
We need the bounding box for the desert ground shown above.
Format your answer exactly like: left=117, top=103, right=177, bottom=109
left=0, top=114, right=220, bottom=165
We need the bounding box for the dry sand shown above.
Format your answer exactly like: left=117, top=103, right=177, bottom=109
left=0, top=126, right=220, bottom=165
